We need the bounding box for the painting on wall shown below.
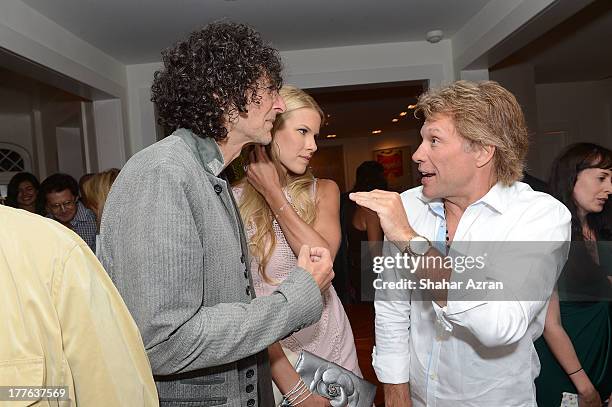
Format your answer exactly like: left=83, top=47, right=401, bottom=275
left=373, top=145, right=418, bottom=192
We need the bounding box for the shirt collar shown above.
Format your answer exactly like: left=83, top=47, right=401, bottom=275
left=70, top=201, right=89, bottom=225
left=472, top=182, right=510, bottom=214
left=415, top=181, right=511, bottom=217
left=173, top=128, right=225, bottom=176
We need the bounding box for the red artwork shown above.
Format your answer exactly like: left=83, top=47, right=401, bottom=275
left=375, top=149, right=403, bottom=178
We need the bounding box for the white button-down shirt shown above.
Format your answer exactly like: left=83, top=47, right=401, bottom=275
left=372, top=182, right=571, bottom=406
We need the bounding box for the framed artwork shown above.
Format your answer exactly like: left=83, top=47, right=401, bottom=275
left=373, top=145, right=417, bottom=192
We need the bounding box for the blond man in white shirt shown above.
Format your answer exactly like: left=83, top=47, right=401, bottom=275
left=350, top=80, right=571, bottom=407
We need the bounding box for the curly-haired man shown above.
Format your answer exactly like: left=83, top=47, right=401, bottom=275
left=99, top=21, right=334, bottom=407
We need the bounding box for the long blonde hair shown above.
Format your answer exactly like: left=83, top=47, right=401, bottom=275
left=238, top=85, right=324, bottom=283
left=81, top=168, right=120, bottom=230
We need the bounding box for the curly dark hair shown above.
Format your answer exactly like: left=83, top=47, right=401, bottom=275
left=151, top=21, right=283, bottom=141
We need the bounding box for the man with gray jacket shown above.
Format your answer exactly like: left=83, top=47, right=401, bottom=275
left=99, top=21, right=334, bottom=407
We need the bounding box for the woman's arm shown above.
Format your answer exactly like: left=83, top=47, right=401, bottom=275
left=543, top=290, right=601, bottom=407
left=246, top=147, right=340, bottom=258
left=363, top=207, right=384, bottom=258
left=269, top=342, right=330, bottom=406
left=272, top=178, right=340, bottom=258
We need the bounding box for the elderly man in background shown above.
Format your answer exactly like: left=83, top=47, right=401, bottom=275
left=351, top=80, right=571, bottom=406
left=40, top=172, right=97, bottom=252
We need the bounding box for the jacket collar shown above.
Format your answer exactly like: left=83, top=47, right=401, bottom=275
left=173, top=128, right=225, bottom=176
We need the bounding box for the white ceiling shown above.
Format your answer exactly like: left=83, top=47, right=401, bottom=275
left=20, top=0, right=491, bottom=64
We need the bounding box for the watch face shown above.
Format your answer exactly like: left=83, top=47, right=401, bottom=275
left=410, top=236, right=430, bottom=255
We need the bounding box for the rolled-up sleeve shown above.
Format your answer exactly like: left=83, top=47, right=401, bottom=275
left=372, top=251, right=412, bottom=384
left=373, top=299, right=412, bottom=383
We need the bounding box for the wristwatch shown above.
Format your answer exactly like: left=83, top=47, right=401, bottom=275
left=401, top=234, right=432, bottom=256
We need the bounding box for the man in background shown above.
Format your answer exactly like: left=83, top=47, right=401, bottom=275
left=40, top=172, right=97, bottom=251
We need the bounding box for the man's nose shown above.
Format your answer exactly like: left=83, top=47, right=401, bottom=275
left=273, top=93, right=286, bottom=113
left=412, top=142, right=425, bottom=163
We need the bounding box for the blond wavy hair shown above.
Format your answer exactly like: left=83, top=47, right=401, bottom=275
left=415, top=80, right=528, bottom=185
left=237, top=85, right=324, bottom=283
left=81, top=168, right=120, bottom=230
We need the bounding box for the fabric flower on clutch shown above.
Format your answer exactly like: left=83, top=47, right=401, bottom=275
left=309, top=365, right=358, bottom=407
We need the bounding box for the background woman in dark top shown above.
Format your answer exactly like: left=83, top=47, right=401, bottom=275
left=6, top=172, right=44, bottom=214
left=343, top=161, right=388, bottom=303
left=535, top=143, right=612, bottom=407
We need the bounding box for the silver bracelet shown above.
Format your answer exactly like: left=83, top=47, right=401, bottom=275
left=287, top=385, right=309, bottom=405
left=283, top=379, right=306, bottom=400
left=292, top=391, right=313, bottom=406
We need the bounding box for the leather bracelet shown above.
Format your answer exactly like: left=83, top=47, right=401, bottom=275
left=567, top=367, right=583, bottom=376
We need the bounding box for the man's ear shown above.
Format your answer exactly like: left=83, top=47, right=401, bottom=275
left=475, top=144, right=495, bottom=168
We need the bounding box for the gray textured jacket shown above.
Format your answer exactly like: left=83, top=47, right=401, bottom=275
left=99, top=129, right=324, bottom=406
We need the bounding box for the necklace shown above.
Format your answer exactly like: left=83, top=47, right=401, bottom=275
left=444, top=206, right=451, bottom=248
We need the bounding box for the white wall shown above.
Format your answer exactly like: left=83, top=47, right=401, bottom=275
left=452, top=0, right=558, bottom=72
left=282, top=40, right=453, bottom=89
left=0, top=87, right=34, bottom=161
left=0, top=1, right=126, bottom=96
left=125, top=62, right=162, bottom=155
left=93, top=99, right=126, bottom=170
left=0, top=1, right=129, bottom=170
left=56, top=126, right=84, bottom=181
left=533, top=79, right=612, bottom=180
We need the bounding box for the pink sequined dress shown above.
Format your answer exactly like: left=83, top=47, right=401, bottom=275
left=236, top=182, right=362, bottom=376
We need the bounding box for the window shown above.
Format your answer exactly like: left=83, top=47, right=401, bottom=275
left=0, top=148, right=25, bottom=172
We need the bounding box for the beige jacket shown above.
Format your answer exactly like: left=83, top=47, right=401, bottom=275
left=0, top=205, right=158, bottom=406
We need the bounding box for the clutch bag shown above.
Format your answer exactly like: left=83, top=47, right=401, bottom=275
left=291, top=350, right=376, bottom=407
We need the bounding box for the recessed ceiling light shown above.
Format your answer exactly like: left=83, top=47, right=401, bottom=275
left=392, top=118, right=399, bottom=123
left=407, top=104, right=417, bottom=109
left=326, top=134, right=337, bottom=138
left=399, top=111, right=407, bottom=116
left=371, top=130, right=382, bottom=134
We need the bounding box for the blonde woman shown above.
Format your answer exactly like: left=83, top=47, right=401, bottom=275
left=235, top=86, right=361, bottom=406
left=81, top=168, right=120, bottom=255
